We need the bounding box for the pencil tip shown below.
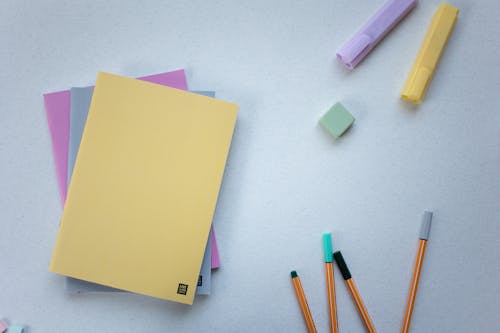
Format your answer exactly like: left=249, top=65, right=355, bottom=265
left=291, top=270, right=298, bottom=278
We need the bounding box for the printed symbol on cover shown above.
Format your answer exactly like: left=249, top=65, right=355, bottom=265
left=177, top=283, right=189, bottom=295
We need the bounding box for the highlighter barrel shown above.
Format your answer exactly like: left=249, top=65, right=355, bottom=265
left=401, top=3, right=459, bottom=104
left=337, top=0, right=417, bottom=69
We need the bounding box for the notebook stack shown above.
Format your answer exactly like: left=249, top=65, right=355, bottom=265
left=44, top=70, right=238, bottom=304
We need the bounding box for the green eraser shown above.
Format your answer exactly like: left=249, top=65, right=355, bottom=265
left=322, top=233, right=333, bottom=262
left=291, top=270, right=298, bottom=278
left=319, top=102, right=355, bottom=138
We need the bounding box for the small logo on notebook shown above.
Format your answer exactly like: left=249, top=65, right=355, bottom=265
left=197, top=275, right=203, bottom=287
left=177, top=283, right=189, bottom=295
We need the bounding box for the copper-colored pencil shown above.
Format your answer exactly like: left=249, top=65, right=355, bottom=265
left=291, top=271, right=317, bottom=333
left=334, top=251, right=377, bottom=333
left=323, top=233, right=339, bottom=333
left=401, top=211, right=433, bottom=333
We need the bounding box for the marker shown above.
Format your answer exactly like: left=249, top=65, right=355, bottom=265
left=333, top=251, right=377, bottom=333
left=323, top=234, right=339, bottom=333
left=291, top=271, right=317, bottom=333
left=336, top=0, right=417, bottom=69
left=401, top=211, right=433, bottom=333
left=401, top=3, right=459, bottom=104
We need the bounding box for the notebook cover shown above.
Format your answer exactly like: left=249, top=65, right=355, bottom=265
left=43, top=69, right=188, bottom=205
left=50, top=72, right=237, bottom=304
left=65, top=234, right=212, bottom=294
left=66, top=88, right=216, bottom=294
left=44, top=70, right=220, bottom=269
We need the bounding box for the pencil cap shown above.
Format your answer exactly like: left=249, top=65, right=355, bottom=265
left=323, top=233, right=333, bottom=263
left=333, top=251, right=352, bottom=280
left=419, top=211, right=433, bottom=240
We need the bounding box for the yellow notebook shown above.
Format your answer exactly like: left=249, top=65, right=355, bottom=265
left=49, top=72, right=238, bottom=304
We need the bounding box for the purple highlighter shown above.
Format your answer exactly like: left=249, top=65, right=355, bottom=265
left=336, top=0, right=417, bottom=69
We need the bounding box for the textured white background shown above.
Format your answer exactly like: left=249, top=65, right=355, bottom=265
left=0, top=0, right=499, bottom=332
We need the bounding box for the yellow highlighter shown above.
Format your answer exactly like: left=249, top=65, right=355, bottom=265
left=401, top=3, right=459, bottom=104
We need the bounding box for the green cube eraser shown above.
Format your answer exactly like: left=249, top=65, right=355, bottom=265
left=319, top=102, right=355, bottom=138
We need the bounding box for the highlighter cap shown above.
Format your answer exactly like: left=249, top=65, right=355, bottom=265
left=336, top=0, right=417, bottom=69
left=419, top=211, right=433, bottom=240
left=337, top=34, right=372, bottom=69
left=323, top=233, right=333, bottom=263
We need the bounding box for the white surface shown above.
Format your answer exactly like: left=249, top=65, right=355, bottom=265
left=0, top=0, right=499, bottom=332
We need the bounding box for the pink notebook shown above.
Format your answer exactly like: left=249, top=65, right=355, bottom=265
left=43, top=69, right=220, bottom=268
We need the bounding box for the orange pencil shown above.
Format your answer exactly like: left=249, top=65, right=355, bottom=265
left=291, top=271, right=317, bottom=333
left=334, top=251, right=377, bottom=333
left=401, top=211, right=433, bottom=333
left=323, top=233, right=339, bottom=333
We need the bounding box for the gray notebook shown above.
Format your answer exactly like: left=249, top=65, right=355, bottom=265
left=65, top=87, right=215, bottom=295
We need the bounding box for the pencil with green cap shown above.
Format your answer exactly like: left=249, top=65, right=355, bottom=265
left=291, top=271, right=317, bottom=333
left=323, top=233, right=339, bottom=333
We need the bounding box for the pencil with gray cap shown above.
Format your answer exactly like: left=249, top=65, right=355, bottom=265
left=401, top=211, right=433, bottom=333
